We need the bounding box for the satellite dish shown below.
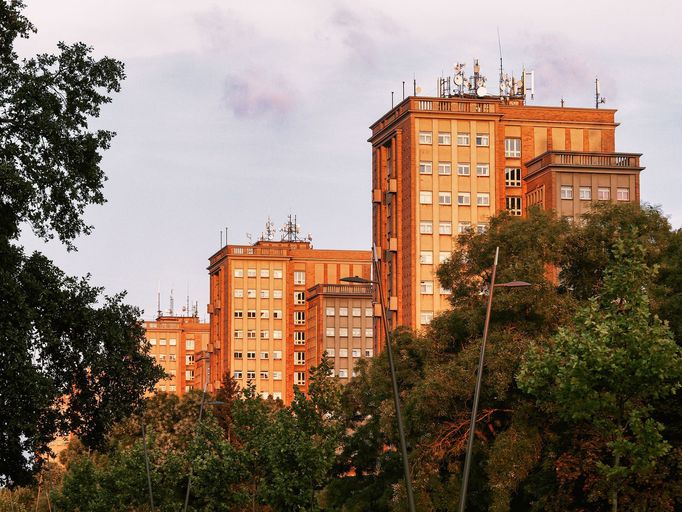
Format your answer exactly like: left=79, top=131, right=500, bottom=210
left=454, top=75, right=463, bottom=86
left=476, top=86, right=487, bottom=97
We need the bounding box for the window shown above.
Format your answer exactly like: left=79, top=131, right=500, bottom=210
left=420, top=251, right=433, bottom=264
left=247, top=289, right=256, bottom=298
left=234, top=351, right=243, bottom=359
left=234, top=268, right=243, bottom=277
left=159, top=354, right=166, bottom=361
left=159, top=338, right=167, bottom=346
left=260, top=269, right=269, bottom=278
left=273, top=290, right=283, bottom=299
left=260, top=330, right=269, bottom=339
left=234, top=289, right=244, bottom=298
left=159, top=385, right=166, bottom=391
left=477, top=223, right=488, bottom=234
left=365, top=328, right=373, bottom=337
left=560, top=185, right=573, bottom=200
left=149, top=338, right=156, bottom=345
left=273, top=330, right=282, bottom=339
left=457, top=132, right=470, bottom=145
left=273, top=310, right=283, bottom=319
left=169, top=354, right=176, bottom=362
left=439, top=222, right=452, bottom=235
left=438, top=162, right=452, bottom=175
left=247, top=310, right=256, bottom=318
left=339, top=327, right=348, bottom=337
left=419, top=131, right=432, bottom=144
left=260, top=371, right=269, bottom=380
left=325, top=307, right=335, bottom=316
left=185, top=339, right=195, bottom=350
left=457, top=164, right=470, bottom=176
left=234, top=310, right=243, bottom=318
left=579, top=187, right=592, bottom=200
left=458, top=221, right=472, bottom=234
left=420, top=311, right=434, bottom=325
left=260, top=310, right=269, bottom=319
left=439, top=192, right=452, bottom=205
left=246, top=351, right=256, bottom=360
left=352, top=349, right=361, bottom=358
left=247, top=330, right=256, bottom=339
left=169, top=338, right=177, bottom=346
left=295, top=352, right=305, bottom=365
left=234, top=330, right=243, bottom=339
left=260, top=351, right=269, bottom=359
left=476, top=164, right=490, bottom=176
left=260, top=289, right=269, bottom=299
left=458, top=192, right=471, bottom=205
left=273, top=269, right=283, bottom=279
left=294, top=331, right=305, bottom=345
left=420, top=280, right=434, bottom=295
left=477, top=193, right=490, bottom=206
left=185, top=385, right=193, bottom=392
left=295, top=372, right=306, bottom=385
left=476, top=134, right=489, bottom=146
left=185, top=370, right=194, bottom=381
left=272, top=392, right=282, bottom=400
left=246, top=371, right=256, bottom=380
left=352, top=307, right=361, bottom=317
left=326, top=348, right=336, bottom=357
left=273, top=371, right=282, bottom=380
left=505, top=138, right=521, bottom=157
left=339, top=307, right=348, bottom=316
left=419, top=161, right=432, bottom=174
left=598, top=187, right=611, bottom=200
left=506, top=196, right=522, bottom=216
left=365, top=349, right=374, bottom=357
left=294, top=311, right=305, bottom=325
left=339, top=348, right=348, bottom=357
left=338, top=369, right=348, bottom=378
left=438, top=132, right=451, bottom=145
left=352, top=328, right=361, bottom=337
left=247, top=268, right=256, bottom=277
left=294, top=271, right=305, bottom=285
left=294, top=291, right=305, bottom=305
left=419, top=191, right=432, bottom=204
left=439, top=253, right=449, bottom=263
left=273, top=351, right=282, bottom=360
left=440, top=285, right=451, bottom=295
left=169, top=385, right=176, bottom=392
left=420, top=221, right=433, bottom=234
left=505, top=168, right=521, bottom=187
left=617, top=188, right=630, bottom=201
left=365, top=307, right=373, bottom=317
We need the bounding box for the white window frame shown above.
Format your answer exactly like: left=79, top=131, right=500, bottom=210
left=457, top=132, right=470, bottom=146
left=560, top=185, right=573, bottom=200
left=504, top=138, right=521, bottom=157
left=419, top=131, right=433, bottom=144
left=420, top=280, right=434, bottom=295
left=477, top=193, right=490, bottom=206
left=505, top=167, right=521, bottom=187
left=458, top=221, right=472, bottom=234
left=419, top=161, right=432, bottom=174
left=294, top=271, right=306, bottom=285
left=617, top=188, right=630, bottom=201
left=438, top=132, right=451, bottom=145
left=419, top=251, right=433, bottom=264
left=598, top=187, right=611, bottom=200
left=419, top=221, right=433, bottom=234
left=458, top=192, right=471, bottom=205
left=457, top=164, right=470, bottom=176
left=438, top=192, right=452, bottom=205
left=439, top=222, right=452, bottom=235
left=476, top=133, right=489, bottom=147
left=438, top=162, right=452, bottom=175
left=419, top=191, right=433, bottom=204
left=420, top=311, right=434, bottom=325
left=476, top=164, right=490, bottom=176
left=579, top=187, right=592, bottom=200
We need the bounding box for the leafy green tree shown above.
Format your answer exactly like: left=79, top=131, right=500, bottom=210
left=0, top=0, right=162, bottom=485
left=519, top=236, right=682, bottom=511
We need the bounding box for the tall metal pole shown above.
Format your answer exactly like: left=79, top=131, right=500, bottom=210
left=141, top=417, right=155, bottom=512
left=183, top=354, right=210, bottom=512
left=373, top=245, right=416, bottom=512
left=458, top=247, right=499, bottom=512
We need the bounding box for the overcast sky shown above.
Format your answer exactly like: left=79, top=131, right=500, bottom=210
left=17, top=0, right=682, bottom=320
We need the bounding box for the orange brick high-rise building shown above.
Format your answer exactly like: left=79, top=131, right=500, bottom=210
left=369, top=62, right=644, bottom=344
left=207, top=218, right=371, bottom=403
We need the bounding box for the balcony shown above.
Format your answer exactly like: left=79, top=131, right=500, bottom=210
left=307, top=284, right=373, bottom=297
left=525, top=151, right=643, bottom=178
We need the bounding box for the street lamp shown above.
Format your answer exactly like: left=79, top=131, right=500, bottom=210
left=458, top=247, right=531, bottom=512
left=341, top=244, right=416, bottom=512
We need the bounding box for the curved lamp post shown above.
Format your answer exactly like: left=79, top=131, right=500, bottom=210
left=457, top=247, right=531, bottom=512
left=341, top=244, right=416, bottom=512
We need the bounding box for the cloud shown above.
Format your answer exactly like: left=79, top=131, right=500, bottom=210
left=329, top=5, right=399, bottom=66
left=223, top=71, right=296, bottom=118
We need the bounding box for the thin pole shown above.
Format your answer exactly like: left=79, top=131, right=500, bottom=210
left=372, top=245, right=416, bottom=512
left=142, top=417, right=155, bottom=512
left=458, top=246, right=499, bottom=512
left=183, top=355, right=210, bottom=512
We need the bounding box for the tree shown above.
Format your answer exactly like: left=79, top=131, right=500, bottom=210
left=0, top=0, right=162, bottom=485
left=518, top=235, right=682, bottom=511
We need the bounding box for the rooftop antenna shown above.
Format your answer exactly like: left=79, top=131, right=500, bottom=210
left=561, top=97, right=565, bottom=107
left=220, top=230, right=222, bottom=248
left=402, top=81, right=405, bottom=100
left=225, top=227, right=228, bottom=246
left=169, top=288, right=174, bottom=316
left=246, top=232, right=252, bottom=245
left=413, top=74, right=417, bottom=96
left=157, top=283, right=161, bottom=319
left=595, top=78, right=606, bottom=108
left=391, top=91, right=394, bottom=108
left=186, top=282, right=190, bottom=317
left=497, top=27, right=504, bottom=96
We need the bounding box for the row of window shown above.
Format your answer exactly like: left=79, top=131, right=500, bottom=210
left=325, top=306, right=373, bottom=317
left=149, top=338, right=196, bottom=349
left=235, top=309, right=283, bottom=319
left=419, top=191, right=490, bottom=206
left=233, top=270, right=306, bottom=284
left=560, top=186, right=630, bottom=201
left=235, top=329, right=283, bottom=339
left=234, top=370, right=282, bottom=381
left=419, top=221, right=488, bottom=236
left=234, top=289, right=284, bottom=299
left=419, top=162, right=490, bottom=176
left=420, top=281, right=451, bottom=295
left=235, top=350, right=283, bottom=360
left=418, top=132, right=490, bottom=147
left=325, top=348, right=374, bottom=358
left=325, top=327, right=374, bottom=337
left=152, top=354, right=196, bottom=365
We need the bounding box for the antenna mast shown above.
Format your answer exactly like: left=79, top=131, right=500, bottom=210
left=595, top=78, right=606, bottom=108
left=169, top=289, right=174, bottom=316
left=497, top=27, right=504, bottom=96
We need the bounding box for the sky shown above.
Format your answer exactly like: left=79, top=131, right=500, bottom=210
left=17, top=0, right=682, bottom=320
